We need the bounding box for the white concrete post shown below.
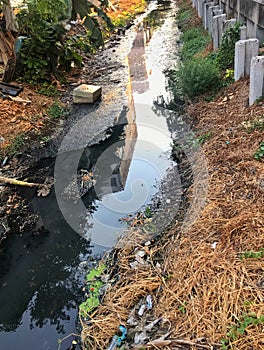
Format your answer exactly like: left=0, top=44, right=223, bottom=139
left=198, top=0, right=205, bottom=18
left=245, top=39, right=259, bottom=75
left=234, top=41, right=246, bottom=81
left=240, top=25, right=247, bottom=40
left=204, top=2, right=214, bottom=29
left=218, top=14, right=227, bottom=47
left=249, top=56, right=264, bottom=106
left=208, top=5, right=220, bottom=34
left=234, top=39, right=259, bottom=80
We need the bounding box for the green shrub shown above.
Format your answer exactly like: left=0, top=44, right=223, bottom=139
left=175, top=57, right=221, bottom=99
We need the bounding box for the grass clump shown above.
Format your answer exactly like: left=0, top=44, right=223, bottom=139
left=7, top=134, right=26, bottom=156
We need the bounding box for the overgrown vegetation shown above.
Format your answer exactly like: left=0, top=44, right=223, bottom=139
left=15, top=0, right=110, bottom=84
left=173, top=6, right=221, bottom=100
left=175, top=56, right=221, bottom=99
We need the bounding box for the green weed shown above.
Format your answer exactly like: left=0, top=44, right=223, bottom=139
left=145, top=206, right=153, bottom=218
left=8, top=134, right=26, bottom=156
left=47, top=101, right=65, bottom=119
left=221, top=314, right=264, bottom=349
left=197, top=131, right=212, bottom=144
left=37, top=84, right=59, bottom=97
left=79, top=264, right=106, bottom=318
left=253, top=141, right=264, bottom=161
left=240, top=249, right=264, bottom=259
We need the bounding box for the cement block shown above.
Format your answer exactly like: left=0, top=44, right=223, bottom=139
left=73, top=84, right=102, bottom=103
left=249, top=56, right=264, bottom=105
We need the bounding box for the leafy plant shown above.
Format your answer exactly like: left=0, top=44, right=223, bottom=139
left=16, top=0, right=109, bottom=83
left=253, top=141, right=264, bottom=161
left=217, top=22, right=241, bottom=70
left=221, top=314, right=264, bottom=349
left=197, top=131, right=212, bottom=144
left=224, top=69, right=235, bottom=85
left=85, top=263, right=106, bottom=281
left=178, top=302, right=187, bottom=314
left=79, top=264, right=106, bottom=318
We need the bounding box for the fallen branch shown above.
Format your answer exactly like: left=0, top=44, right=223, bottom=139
left=0, top=175, right=52, bottom=196
left=0, top=175, right=44, bottom=188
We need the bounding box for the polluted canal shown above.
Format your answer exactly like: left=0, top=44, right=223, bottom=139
left=0, top=2, right=182, bottom=349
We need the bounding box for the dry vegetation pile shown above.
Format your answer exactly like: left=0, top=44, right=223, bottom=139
left=81, top=80, right=264, bottom=349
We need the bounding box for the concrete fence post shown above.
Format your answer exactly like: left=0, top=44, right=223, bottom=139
left=198, top=0, right=206, bottom=18
left=208, top=5, right=220, bottom=34
left=204, top=2, right=214, bottom=29
left=245, top=39, right=259, bottom=75
left=234, top=39, right=259, bottom=81
left=240, top=25, right=247, bottom=40
left=234, top=41, right=246, bottom=81
left=212, top=13, right=227, bottom=49
left=249, top=56, right=264, bottom=106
